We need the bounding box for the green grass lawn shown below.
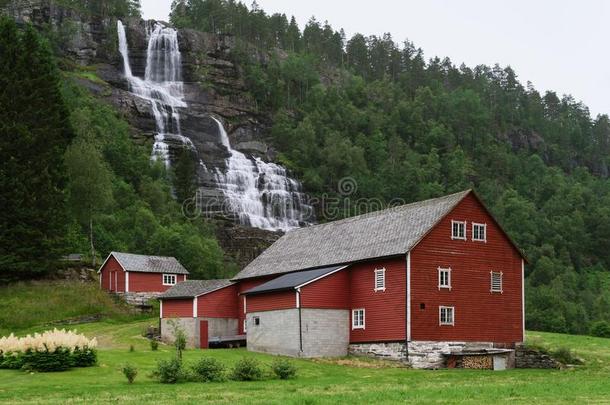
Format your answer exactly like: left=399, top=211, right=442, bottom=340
left=1, top=318, right=610, bottom=404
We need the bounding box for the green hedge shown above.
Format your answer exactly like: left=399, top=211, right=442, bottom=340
left=0, top=347, right=97, bottom=372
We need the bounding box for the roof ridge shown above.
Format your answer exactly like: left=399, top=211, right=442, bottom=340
left=286, top=189, right=471, bottom=233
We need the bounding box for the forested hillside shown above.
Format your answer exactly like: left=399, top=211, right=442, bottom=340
left=170, top=0, right=610, bottom=335
left=0, top=7, right=232, bottom=282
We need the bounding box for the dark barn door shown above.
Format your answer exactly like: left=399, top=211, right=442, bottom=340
left=199, top=320, right=208, bottom=349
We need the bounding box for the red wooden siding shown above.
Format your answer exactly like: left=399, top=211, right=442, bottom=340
left=129, top=272, right=187, bottom=293
left=410, top=192, right=523, bottom=343
left=349, top=256, right=406, bottom=343
left=162, top=298, right=193, bottom=318
left=99, top=256, right=126, bottom=292
left=198, top=284, right=239, bottom=318
left=300, top=269, right=349, bottom=309
left=246, top=290, right=296, bottom=313
left=237, top=277, right=271, bottom=334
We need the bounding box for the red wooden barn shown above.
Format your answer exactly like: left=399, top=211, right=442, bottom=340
left=98, top=252, right=189, bottom=293
left=158, top=190, right=526, bottom=368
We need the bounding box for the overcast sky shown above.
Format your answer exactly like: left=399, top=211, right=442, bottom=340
left=141, top=0, right=610, bottom=117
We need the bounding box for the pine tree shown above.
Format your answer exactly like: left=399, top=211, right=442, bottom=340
left=0, top=19, right=73, bottom=281
left=173, top=147, right=197, bottom=205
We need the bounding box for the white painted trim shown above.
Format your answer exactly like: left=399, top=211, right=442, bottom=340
left=97, top=252, right=115, bottom=274
left=296, top=289, right=301, bottom=308
left=521, top=259, right=525, bottom=342
left=162, top=274, right=177, bottom=286
left=439, top=306, right=455, bottom=326
left=159, top=300, right=163, bottom=318
left=243, top=296, right=247, bottom=314
left=243, top=318, right=247, bottom=333
left=406, top=252, right=411, bottom=341
left=374, top=268, right=386, bottom=292
left=437, top=267, right=452, bottom=290
left=451, top=220, right=467, bottom=240
left=125, top=271, right=129, bottom=292
left=294, top=265, right=349, bottom=289
left=193, top=297, right=198, bottom=318
left=351, top=308, right=365, bottom=330
left=472, top=222, right=487, bottom=242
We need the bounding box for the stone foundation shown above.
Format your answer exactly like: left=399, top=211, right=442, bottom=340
left=348, top=342, right=407, bottom=361
left=115, top=292, right=161, bottom=309
left=407, top=341, right=495, bottom=369
left=515, top=347, right=560, bottom=369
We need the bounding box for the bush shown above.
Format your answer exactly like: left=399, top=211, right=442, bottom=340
left=122, top=363, right=138, bottom=384
left=21, top=348, right=72, bottom=372
left=72, top=347, right=97, bottom=367
left=590, top=321, right=610, bottom=338
left=150, top=340, right=159, bottom=351
left=271, top=358, right=297, bottom=379
left=551, top=347, right=582, bottom=365
left=191, top=357, right=225, bottom=382
left=151, top=357, right=184, bottom=384
left=231, top=357, right=263, bottom=381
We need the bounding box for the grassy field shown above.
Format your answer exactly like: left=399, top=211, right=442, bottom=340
left=1, top=317, right=610, bottom=404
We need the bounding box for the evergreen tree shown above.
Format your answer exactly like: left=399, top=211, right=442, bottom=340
left=173, top=147, right=197, bottom=205
left=0, top=19, right=73, bottom=280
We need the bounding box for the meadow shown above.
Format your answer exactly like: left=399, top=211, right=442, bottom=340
left=1, top=317, right=609, bottom=404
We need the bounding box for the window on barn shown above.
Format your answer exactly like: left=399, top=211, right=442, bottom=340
left=254, top=316, right=260, bottom=326
left=162, top=274, right=177, bottom=286
left=472, top=223, right=487, bottom=242
left=374, top=268, right=386, bottom=291
left=490, top=271, right=503, bottom=293
left=439, top=306, right=454, bottom=325
left=243, top=319, right=247, bottom=333
left=352, top=309, right=365, bottom=329
left=438, top=267, right=451, bottom=289
left=451, top=220, right=466, bottom=240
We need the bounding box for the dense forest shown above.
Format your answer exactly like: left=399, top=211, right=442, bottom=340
left=0, top=10, right=232, bottom=282
left=170, top=0, right=610, bottom=336
left=2, top=0, right=610, bottom=336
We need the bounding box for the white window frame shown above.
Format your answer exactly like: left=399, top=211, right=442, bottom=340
left=439, top=306, right=455, bottom=326
left=490, top=271, right=503, bottom=293
left=438, top=267, right=452, bottom=290
left=243, top=318, right=247, bottom=333
left=472, top=222, right=487, bottom=242
left=352, top=308, right=365, bottom=330
left=162, top=274, right=177, bottom=286
left=451, top=220, right=467, bottom=240
left=374, top=268, right=386, bottom=292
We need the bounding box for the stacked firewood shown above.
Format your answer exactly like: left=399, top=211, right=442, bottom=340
left=462, top=355, right=493, bottom=369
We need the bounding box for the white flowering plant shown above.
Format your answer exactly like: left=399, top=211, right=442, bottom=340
left=0, top=329, right=98, bottom=371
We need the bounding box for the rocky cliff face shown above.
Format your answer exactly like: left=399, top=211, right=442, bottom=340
left=3, top=1, right=289, bottom=265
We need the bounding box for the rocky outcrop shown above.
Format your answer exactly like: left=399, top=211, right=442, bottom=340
left=515, top=347, right=560, bottom=369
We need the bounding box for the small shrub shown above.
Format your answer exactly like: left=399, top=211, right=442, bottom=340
left=590, top=320, right=610, bottom=338
left=551, top=347, right=582, bottom=365
left=151, top=357, right=184, bottom=384
left=231, top=357, right=263, bottom=381
left=191, top=357, right=225, bottom=382
left=271, top=358, right=297, bottom=379
left=129, top=345, right=135, bottom=353
left=150, top=340, right=159, bottom=351
left=72, top=347, right=97, bottom=367
left=122, top=363, right=138, bottom=384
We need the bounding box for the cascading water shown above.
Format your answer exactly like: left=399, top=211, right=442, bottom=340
left=212, top=117, right=312, bottom=231
left=117, top=20, right=192, bottom=167
left=117, top=20, right=312, bottom=231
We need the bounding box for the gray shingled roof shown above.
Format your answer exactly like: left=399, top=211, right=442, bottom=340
left=243, top=265, right=346, bottom=295
left=232, top=190, right=471, bottom=280
left=109, top=252, right=189, bottom=274
left=159, top=279, right=233, bottom=299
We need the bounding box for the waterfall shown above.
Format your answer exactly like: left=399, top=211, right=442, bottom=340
left=117, top=20, right=192, bottom=167
left=117, top=20, right=312, bottom=232
left=212, top=117, right=312, bottom=231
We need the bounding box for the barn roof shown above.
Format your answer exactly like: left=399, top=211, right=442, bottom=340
left=159, top=279, right=233, bottom=299
left=242, top=265, right=347, bottom=295
left=100, top=252, right=189, bottom=275
left=233, top=190, right=473, bottom=280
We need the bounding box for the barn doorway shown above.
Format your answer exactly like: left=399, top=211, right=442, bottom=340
left=199, top=320, right=208, bottom=349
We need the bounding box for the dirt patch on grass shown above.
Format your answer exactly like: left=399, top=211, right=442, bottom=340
left=312, top=356, right=408, bottom=369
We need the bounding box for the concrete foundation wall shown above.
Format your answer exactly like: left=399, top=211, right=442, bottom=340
left=161, top=317, right=238, bottom=348
left=247, top=308, right=349, bottom=358
left=407, top=341, right=494, bottom=369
